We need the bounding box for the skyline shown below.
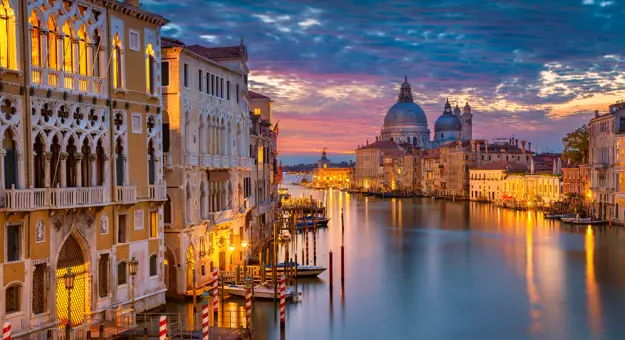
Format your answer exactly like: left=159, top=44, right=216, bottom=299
left=144, top=0, right=625, bottom=164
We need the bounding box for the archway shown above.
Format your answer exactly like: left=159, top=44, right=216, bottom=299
left=185, top=244, right=195, bottom=291
left=56, top=235, right=88, bottom=327
left=164, top=247, right=177, bottom=296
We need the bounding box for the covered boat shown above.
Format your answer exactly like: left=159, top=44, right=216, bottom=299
left=266, top=262, right=327, bottom=277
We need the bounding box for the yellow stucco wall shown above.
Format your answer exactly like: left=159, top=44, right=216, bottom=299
left=149, top=238, right=159, bottom=255
left=4, top=261, right=25, bottom=285
left=116, top=244, right=129, bottom=261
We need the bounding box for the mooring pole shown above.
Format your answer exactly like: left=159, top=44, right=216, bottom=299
left=341, top=210, right=345, bottom=286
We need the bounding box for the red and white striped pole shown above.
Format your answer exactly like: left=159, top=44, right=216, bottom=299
left=245, top=285, right=252, bottom=329
left=212, top=267, right=219, bottom=315
left=3, top=322, right=10, bottom=340
left=202, top=304, right=209, bottom=340
left=158, top=316, right=166, bottom=340
left=279, top=275, right=286, bottom=327
left=305, top=225, right=309, bottom=265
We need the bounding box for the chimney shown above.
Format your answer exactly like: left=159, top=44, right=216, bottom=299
left=528, top=142, right=531, bottom=153
left=484, top=140, right=489, bottom=155
left=530, top=157, right=535, bottom=175
left=125, top=0, right=140, bottom=7
left=476, top=141, right=481, bottom=165
left=376, top=136, right=379, bottom=142
left=557, top=157, right=562, bottom=175
left=521, top=141, right=526, bottom=154
left=516, top=140, right=519, bottom=147
left=595, top=110, right=600, bottom=118
left=366, top=140, right=369, bottom=146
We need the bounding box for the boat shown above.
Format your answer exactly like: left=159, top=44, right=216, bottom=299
left=560, top=217, right=576, bottom=223
left=266, top=262, right=327, bottom=277
left=224, top=282, right=300, bottom=300
left=570, top=218, right=607, bottom=225
left=545, top=213, right=571, bottom=219
left=296, top=215, right=330, bottom=228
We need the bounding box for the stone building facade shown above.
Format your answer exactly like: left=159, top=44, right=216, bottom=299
left=161, top=38, right=253, bottom=296
left=0, top=0, right=168, bottom=335
left=588, top=107, right=618, bottom=219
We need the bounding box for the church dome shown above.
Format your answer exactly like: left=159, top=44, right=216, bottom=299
left=383, top=76, right=428, bottom=126
left=384, top=102, right=428, bottom=126
left=435, top=99, right=462, bottom=131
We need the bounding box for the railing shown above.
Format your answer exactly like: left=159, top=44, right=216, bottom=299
left=231, top=156, right=239, bottom=167
left=64, top=73, right=75, bottom=90
left=149, top=182, right=167, bottom=201
left=49, top=186, right=106, bottom=208
left=93, top=78, right=104, bottom=95
left=77, top=75, right=89, bottom=92
left=48, top=70, right=60, bottom=87
left=116, top=185, right=137, bottom=204
left=185, top=154, right=198, bottom=167
left=210, top=209, right=233, bottom=224
left=163, top=152, right=173, bottom=170
left=3, top=187, right=47, bottom=211
left=31, top=66, right=43, bottom=84
left=212, top=155, right=221, bottom=167
left=201, top=154, right=211, bottom=168
left=222, top=155, right=230, bottom=167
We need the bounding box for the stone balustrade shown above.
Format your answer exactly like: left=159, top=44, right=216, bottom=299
left=116, top=185, right=137, bottom=204
left=0, top=186, right=108, bottom=211
left=149, top=182, right=167, bottom=201
left=31, top=66, right=107, bottom=96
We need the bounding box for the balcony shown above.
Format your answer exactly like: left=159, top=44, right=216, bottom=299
left=209, top=209, right=233, bottom=224
left=231, top=156, right=239, bottom=167
left=0, top=186, right=108, bottom=211
left=185, top=154, right=199, bottom=168
left=116, top=185, right=137, bottom=204
left=212, top=155, right=221, bottom=168
left=149, top=182, right=167, bottom=201
left=30, top=66, right=106, bottom=96
left=49, top=186, right=107, bottom=208
left=163, top=152, right=173, bottom=170
left=221, top=155, right=230, bottom=167
left=594, top=163, right=609, bottom=170
left=200, top=154, right=211, bottom=168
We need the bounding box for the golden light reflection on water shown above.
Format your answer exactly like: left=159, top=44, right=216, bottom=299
left=525, top=223, right=542, bottom=333
left=586, top=226, right=603, bottom=335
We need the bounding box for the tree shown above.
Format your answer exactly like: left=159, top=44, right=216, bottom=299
left=562, top=124, right=589, bottom=164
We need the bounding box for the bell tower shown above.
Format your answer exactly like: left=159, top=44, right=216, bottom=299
left=461, top=102, right=473, bottom=141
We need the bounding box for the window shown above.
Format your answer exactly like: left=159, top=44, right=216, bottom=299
left=227, top=80, right=230, bottom=100
left=201, top=264, right=206, bottom=276
left=206, top=73, right=210, bottom=94
left=29, top=11, right=42, bottom=67
left=113, top=34, right=122, bottom=88
left=145, top=43, right=156, bottom=95
left=0, top=1, right=17, bottom=69
left=46, top=17, right=57, bottom=70
left=211, top=74, right=215, bottom=95
left=77, top=25, right=88, bottom=76
left=198, top=69, right=203, bottom=91
left=149, top=211, right=158, bottom=238
left=117, top=262, right=127, bottom=285
left=98, top=254, right=110, bottom=297
left=183, top=63, right=189, bottom=88
left=7, top=224, right=21, bottom=261
left=254, top=108, right=260, bottom=116
left=220, top=78, right=224, bottom=98
left=149, top=254, right=157, bottom=277
left=161, top=61, right=169, bottom=86
left=128, top=30, right=140, bottom=51
left=32, top=263, right=47, bottom=314
left=5, top=285, right=20, bottom=314
left=117, top=215, right=127, bottom=243
left=236, top=84, right=239, bottom=103
left=62, top=22, right=73, bottom=73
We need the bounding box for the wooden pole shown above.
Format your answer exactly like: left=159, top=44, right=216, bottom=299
left=313, top=225, right=317, bottom=266
left=329, top=250, right=333, bottom=292
left=305, top=225, right=309, bottom=265
left=273, top=222, right=278, bottom=300
left=341, top=210, right=345, bottom=286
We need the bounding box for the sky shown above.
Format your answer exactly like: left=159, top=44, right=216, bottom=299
left=144, top=0, right=625, bottom=165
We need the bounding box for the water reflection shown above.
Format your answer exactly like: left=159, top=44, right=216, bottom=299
left=166, top=183, right=625, bottom=339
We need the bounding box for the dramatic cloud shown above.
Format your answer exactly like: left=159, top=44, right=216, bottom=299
left=145, top=0, right=625, bottom=164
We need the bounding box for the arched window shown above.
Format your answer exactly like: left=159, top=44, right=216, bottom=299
left=33, top=133, right=45, bottom=188
left=145, top=43, right=155, bottom=94
left=96, top=140, right=105, bottom=186
left=148, top=139, right=155, bottom=185
left=115, top=138, right=124, bottom=186
left=77, top=25, right=89, bottom=76
left=5, top=284, right=20, bottom=314
left=62, top=22, right=73, bottom=73
left=186, top=182, right=193, bottom=222
left=50, top=135, right=61, bottom=188
left=2, top=128, right=17, bottom=189
left=112, top=34, right=122, bottom=88
left=0, top=0, right=17, bottom=69
left=164, top=195, right=172, bottom=225
left=81, top=139, right=90, bottom=187
left=66, top=137, right=77, bottom=187
left=91, top=31, right=101, bottom=77
left=29, top=11, right=42, bottom=66
left=117, top=261, right=127, bottom=285
left=149, top=254, right=157, bottom=277
left=200, top=181, right=206, bottom=220
left=47, top=17, right=57, bottom=69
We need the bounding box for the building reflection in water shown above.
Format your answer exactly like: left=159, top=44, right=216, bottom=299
left=525, top=222, right=542, bottom=333
left=586, top=226, right=602, bottom=335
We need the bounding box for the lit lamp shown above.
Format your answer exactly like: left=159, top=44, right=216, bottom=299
left=129, top=255, right=139, bottom=311
left=241, top=240, right=248, bottom=249
left=229, top=243, right=235, bottom=252
left=63, top=267, right=75, bottom=337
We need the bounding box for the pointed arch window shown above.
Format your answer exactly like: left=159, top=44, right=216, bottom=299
left=29, top=11, right=42, bottom=66
left=62, top=22, right=73, bottom=73
left=33, top=134, right=45, bottom=188
left=2, top=128, right=18, bottom=190
left=145, top=43, right=156, bottom=95
left=47, top=17, right=58, bottom=69
left=77, top=25, right=89, bottom=76
left=91, top=31, right=101, bottom=77
left=112, top=34, right=122, bottom=88
left=148, top=139, right=155, bottom=185
left=115, top=138, right=124, bottom=186
left=0, top=1, right=17, bottom=69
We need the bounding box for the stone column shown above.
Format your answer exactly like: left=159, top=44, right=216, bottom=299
left=60, top=152, right=68, bottom=188
left=89, top=153, right=97, bottom=187
left=123, top=154, right=130, bottom=185
left=75, top=153, right=83, bottom=188
left=16, top=150, right=24, bottom=189
left=43, top=151, right=52, bottom=188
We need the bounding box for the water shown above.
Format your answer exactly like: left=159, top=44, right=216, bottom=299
left=169, top=184, right=625, bottom=339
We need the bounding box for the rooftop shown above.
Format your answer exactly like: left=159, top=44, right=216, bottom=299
left=187, top=44, right=246, bottom=60
left=474, top=161, right=528, bottom=171
left=249, top=90, right=271, bottom=99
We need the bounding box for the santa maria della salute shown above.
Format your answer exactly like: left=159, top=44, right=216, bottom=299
left=379, top=76, right=473, bottom=148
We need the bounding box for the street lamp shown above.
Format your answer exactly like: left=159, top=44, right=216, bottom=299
left=129, top=255, right=138, bottom=311
left=63, top=267, right=75, bottom=339
left=228, top=243, right=235, bottom=271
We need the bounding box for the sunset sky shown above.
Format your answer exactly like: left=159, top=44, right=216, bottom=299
left=145, top=0, right=625, bottom=165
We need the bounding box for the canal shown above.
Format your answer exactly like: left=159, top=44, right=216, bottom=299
left=168, top=184, right=625, bottom=339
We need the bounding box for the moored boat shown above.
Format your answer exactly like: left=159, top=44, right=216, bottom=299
left=266, top=262, right=327, bottom=277
left=224, top=282, right=300, bottom=299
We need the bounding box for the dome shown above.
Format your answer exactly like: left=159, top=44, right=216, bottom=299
left=434, top=112, right=462, bottom=131
left=384, top=102, right=428, bottom=126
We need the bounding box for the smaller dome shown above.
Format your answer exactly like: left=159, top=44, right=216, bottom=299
left=435, top=113, right=462, bottom=132
left=453, top=105, right=461, bottom=115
